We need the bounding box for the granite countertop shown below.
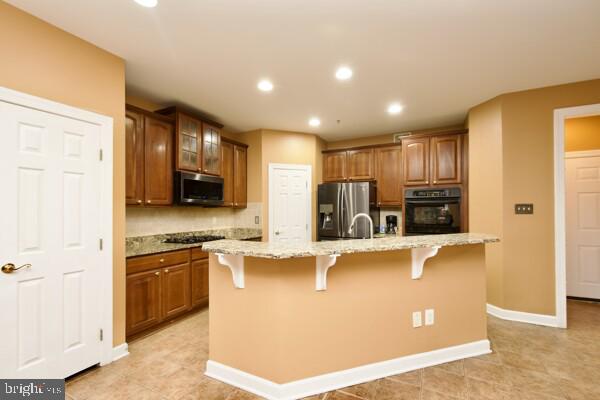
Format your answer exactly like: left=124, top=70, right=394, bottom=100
left=126, top=228, right=262, bottom=258
left=201, top=233, right=499, bottom=259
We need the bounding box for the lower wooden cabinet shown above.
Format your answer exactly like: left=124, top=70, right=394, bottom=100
left=126, top=248, right=208, bottom=338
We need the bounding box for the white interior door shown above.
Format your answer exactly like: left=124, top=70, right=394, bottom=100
left=269, top=164, right=311, bottom=243
left=0, top=100, right=104, bottom=378
left=566, top=153, right=600, bottom=299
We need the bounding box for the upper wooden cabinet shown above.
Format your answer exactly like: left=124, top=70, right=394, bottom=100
left=157, top=106, right=224, bottom=175
left=220, top=138, right=248, bottom=208
left=431, top=135, right=462, bottom=185
left=323, top=151, right=347, bottom=182
left=402, top=137, right=430, bottom=186
left=347, top=148, right=375, bottom=181
left=375, top=146, right=403, bottom=206
left=202, top=123, right=221, bottom=175
left=125, top=105, right=174, bottom=206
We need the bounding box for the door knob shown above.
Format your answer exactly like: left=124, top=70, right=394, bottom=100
left=2, top=263, right=31, bottom=274
left=275, top=231, right=280, bottom=235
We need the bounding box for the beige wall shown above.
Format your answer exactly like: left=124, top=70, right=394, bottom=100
left=325, top=124, right=465, bottom=149
left=0, top=1, right=127, bottom=346
left=565, top=115, right=600, bottom=152
left=468, top=78, right=600, bottom=315
left=209, top=245, right=487, bottom=383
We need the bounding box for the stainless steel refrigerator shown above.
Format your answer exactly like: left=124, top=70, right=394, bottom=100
left=317, top=182, right=379, bottom=240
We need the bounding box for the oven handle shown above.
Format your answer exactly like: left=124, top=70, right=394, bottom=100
left=405, top=198, right=460, bottom=204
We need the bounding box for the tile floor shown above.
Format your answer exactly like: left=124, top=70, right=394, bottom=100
left=66, top=300, right=600, bottom=400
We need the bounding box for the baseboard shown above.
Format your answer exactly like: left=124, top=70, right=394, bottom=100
left=486, top=303, right=559, bottom=328
left=112, top=343, right=129, bottom=362
left=205, top=339, right=490, bottom=400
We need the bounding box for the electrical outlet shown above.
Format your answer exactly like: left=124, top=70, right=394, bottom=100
left=255, top=216, right=260, bottom=225
left=425, top=309, right=435, bottom=326
left=412, top=311, right=422, bottom=328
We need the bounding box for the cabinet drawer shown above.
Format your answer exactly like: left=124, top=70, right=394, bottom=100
left=127, top=249, right=190, bottom=274
left=191, top=247, right=209, bottom=261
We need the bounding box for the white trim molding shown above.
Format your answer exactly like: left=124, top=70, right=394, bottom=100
left=565, top=150, right=600, bottom=159
left=486, top=304, right=558, bottom=328
left=553, top=103, right=600, bottom=329
left=205, top=340, right=490, bottom=400
left=108, top=343, right=130, bottom=364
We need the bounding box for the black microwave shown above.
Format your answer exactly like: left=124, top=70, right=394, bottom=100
left=174, top=171, right=224, bottom=206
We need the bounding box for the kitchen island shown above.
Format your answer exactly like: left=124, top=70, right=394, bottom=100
left=202, top=233, right=498, bottom=400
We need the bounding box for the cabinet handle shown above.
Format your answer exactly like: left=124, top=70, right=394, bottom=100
left=154, top=271, right=160, bottom=276
left=164, top=269, right=169, bottom=273
left=137, top=199, right=142, bottom=204
left=159, top=258, right=165, bottom=263
left=147, top=200, right=152, bottom=204
left=433, top=180, right=437, bottom=184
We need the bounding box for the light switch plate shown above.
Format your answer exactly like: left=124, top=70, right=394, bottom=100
left=412, top=311, right=422, bottom=328
left=515, top=204, right=534, bottom=214
left=425, top=309, right=435, bottom=326
left=255, top=216, right=260, bottom=225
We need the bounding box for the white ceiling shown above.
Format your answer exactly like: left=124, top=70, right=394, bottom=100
left=8, top=0, right=600, bottom=141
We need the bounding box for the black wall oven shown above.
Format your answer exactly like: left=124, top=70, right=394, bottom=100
left=175, top=171, right=224, bottom=206
left=404, top=188, right=461, bottom=235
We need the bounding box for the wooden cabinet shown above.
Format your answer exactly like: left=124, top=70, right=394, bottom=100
left=125, top=105, right=174, bottom=206
left=176, top=113, right=202, bottom=172
left=144, top=117, right=174, bottom=205
left=126, top=249, right=193, bottom=338
left=202, top=123, right=221, bottom=175
left=125, top=110, right=144, bottom=205
left=323, top=151, right=347, bottom=182
left=375, top=146, right=403, bottom=206
left=221, top=141, right=234, bottom=206
left=347, top=149, right=375, bottom=181
left=162, top=263, right=191, bottom=319
left=402, top=137, right=430, bottom=186
left=431, top=135, right=462, bottom=185
left=191, top=250, right=209, bottom=308
left=233, top=144, right=247, bottom=208
left=126, top=269, right=161, bottom=337
left=220, top=139, right=248, bottom=208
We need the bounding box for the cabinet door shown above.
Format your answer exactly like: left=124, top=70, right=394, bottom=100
left=202, top=123, right=221, bottom=175
left=191, top=258, right=209, bottom=308
left=233, top=145, right=247, bottom=208
left=144, top=116, right=173, bottom=205
left=162, top=263, right=191, bottom=320
left=126, top=269, right=161, bottom=336
left=431, top=134, right=462, bottom=185
left=376, top=146, right=403, bottom=206
left=176, top=113, right=202, bottom=172
left=323, top=151, right=347, bottom=182
left=221, top=141, right=234, bottom=206
left=402, top=137, right=430, bottom=186
left=347, top=148, right=375, bottom=180
left=125, top=110, right=144, bottom=206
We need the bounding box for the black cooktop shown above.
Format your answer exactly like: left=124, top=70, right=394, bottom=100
left=162, top=235, right=225, bottom=244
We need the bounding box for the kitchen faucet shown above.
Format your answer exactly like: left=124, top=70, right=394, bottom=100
left=348, top=213, right=374, bottom=239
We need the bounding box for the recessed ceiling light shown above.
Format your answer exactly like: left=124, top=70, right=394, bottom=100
left=335, top=66, right=353, bottom=81
left=309, top=117, right=321, bottom=127
left=387, top=103, right=403, bottom=114
left=134, top=0, right=158, bottom=7
left=257, top=80, right=274, bottom=92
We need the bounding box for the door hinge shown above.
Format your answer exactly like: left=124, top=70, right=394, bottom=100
left=99, top=329, right=104, bottom=341
left=99, top=238, right=103, bottom=251
left=99, top=149, right=103, bottom=161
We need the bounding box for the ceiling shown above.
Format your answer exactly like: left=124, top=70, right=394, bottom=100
left=8, top=0, right=600, bottom=141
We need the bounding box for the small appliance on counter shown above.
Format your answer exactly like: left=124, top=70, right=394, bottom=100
left=317, top=182, right=379, bottom=240
left=404, top=187, right=461, bottom=235
left=385, top=215, right=398, bottom=234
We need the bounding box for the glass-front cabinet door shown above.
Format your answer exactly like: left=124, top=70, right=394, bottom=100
left=177, top=113, right=202, bottom=172
left=202, top=123, right=221, bottom=175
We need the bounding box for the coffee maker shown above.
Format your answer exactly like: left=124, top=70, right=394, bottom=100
left=385, top=215, right=398, bottom=234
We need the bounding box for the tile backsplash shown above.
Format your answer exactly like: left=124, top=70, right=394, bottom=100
left=126, top=202, right=262, bottom=237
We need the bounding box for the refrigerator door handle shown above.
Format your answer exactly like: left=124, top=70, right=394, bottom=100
left=339, top=185, right=345, bottom=235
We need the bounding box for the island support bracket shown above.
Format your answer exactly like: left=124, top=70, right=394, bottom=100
left=315, top=254, right=340, bottom=291
left=216, top=253, right=245, bottom=289
left=411, top=246, right=441, bottom=279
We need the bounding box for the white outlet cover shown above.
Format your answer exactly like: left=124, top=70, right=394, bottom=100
left=425, top=309, right=435, bottom=325
left=412, top=311, right=422, bottom=328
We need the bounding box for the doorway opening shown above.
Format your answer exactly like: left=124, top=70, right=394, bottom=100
left=554, top=104, right=600, bottom=328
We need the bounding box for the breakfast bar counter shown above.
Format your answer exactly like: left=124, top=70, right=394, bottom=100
left=202, top=233, right=498, bottom=400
